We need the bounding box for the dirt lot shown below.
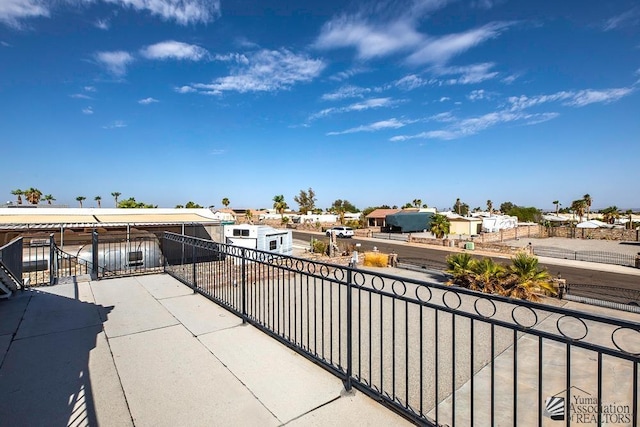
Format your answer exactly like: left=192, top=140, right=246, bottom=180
left=506, top=237, right=640, bottom=255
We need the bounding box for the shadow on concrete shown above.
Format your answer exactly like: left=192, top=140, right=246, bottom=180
left=0, top=281, right=113, bottom=426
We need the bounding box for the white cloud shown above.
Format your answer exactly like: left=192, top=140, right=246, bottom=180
left=406, top=22, right=512, bottom=65
left=212, top=53, right=249, bottom=64
left=1, top=0, right=220, bottom=28
left=140, top=40, right=208, bottom=61
left=95, top=18, right=109, bottom=30
left=174, top=85, right=196, bottom=93
left=432, top=62, right=499, bottom=85
left=508, top=87, right=635, bottom=110
left=603, top=7, right=640, bottom=31
left=327, top=118, right=414, bottom=135
left=394, top=74, right=429, bottom=90
left=328, top=67, right=368, bottom=82
left=104, top=0, right=220, bottom=25
left=103, top=120, right=127, bottom=129
left=439, top=97, right=450, bottom=102
left=95, top=50, right=134, bottom=76
left=468, top=89, right=487, bottom=101
left=391, top=109, right=557, bottom=141
left=82, top=107, right=94, bottom=115
left=321, top=85, right=371, bottom=101
left=84, top=86, right=96, bottom=92
left=186, top=49, right=325, bottom=95
left=1, top=41, right=11, bottom=47
left=0, top=0, right=48, bottom=28
left=315, top=16, right=423, bottom=59
left=71, top=93, right=92, bottom=99
left=138, top=97, right=159, bottom=104
left=309, top=97, right=398, bottom=120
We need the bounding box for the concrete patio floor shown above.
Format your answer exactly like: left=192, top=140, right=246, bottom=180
left=0, top=274, right=411, bottom=427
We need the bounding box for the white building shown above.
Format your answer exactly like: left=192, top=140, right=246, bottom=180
left=223, top=224, right=292, bottom=256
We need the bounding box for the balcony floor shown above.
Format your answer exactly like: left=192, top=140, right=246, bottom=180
left=0, top=274, right=410, bottom=426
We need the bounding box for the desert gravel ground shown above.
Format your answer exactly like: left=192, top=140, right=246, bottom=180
left=505, top=236, right=640, bottom=255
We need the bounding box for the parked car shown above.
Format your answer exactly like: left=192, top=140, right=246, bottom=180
left=326, top=226, right=354, bottom=238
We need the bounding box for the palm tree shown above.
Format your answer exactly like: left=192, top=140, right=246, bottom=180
left=583, top=194, right=592, bottom=220
left=552, top=200, right=560, bottom=215
left=455, top=198, right=461, bottom=215
left=11, top=189, right=23, bottom=205
left=470, top=258, right=507, bottom=294
left=413, top=199, right=422, bottom=208
left=486, top=200, right=493, bottom=215
left=24, top=187, right=43, bottom=204
left=601, top=206, right=620, bottom=224
left=245, top=210, right=254, bottom=224
left=222, top=197, right=230, bottom=208
left=273, top=195, right=288, bottom=219
left=76, top=196, right=86, bottom=208
left=430, top=214, right=450, bottom=239
left=95, top=196, right=102, bottom=208
left=506, top=252, right=555, bottom=301
left=111, top=192, right=121, bottom=207
left=44, top=194, right=55, bottom=205
left=446, top=253, right=475, bottom=287
left=570, top=199, right=587, bottom=223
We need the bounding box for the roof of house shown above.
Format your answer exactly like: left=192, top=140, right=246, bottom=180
left=365, top=208, right=401, bottom=218
left=0, top=208, right=222, bottom=228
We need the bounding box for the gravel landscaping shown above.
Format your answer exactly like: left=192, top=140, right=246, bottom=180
left=505, top=236, right=640, bottom=255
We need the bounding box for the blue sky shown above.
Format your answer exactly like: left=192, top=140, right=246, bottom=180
left=1, top=0, right=639, bottom=211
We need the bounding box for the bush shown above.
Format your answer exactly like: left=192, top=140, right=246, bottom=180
left=311, top=239, right=327, bottom=255
left=364, top=252, right=388, bottom=267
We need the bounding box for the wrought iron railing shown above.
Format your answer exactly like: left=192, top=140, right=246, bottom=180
left=162, top=232, right=640, bottom=426
left=532, top=246, right=637, bottom=267
left=0, top=237, right=24, bottom=288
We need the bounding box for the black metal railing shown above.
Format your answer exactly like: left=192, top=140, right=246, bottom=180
left=162, top=232, right=640, bottom=426
left=0, top=237, right=24, bottom=288
left=532, top=246, right=637, bottom=267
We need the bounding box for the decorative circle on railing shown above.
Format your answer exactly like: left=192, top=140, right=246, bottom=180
left=442, top=290, right=462, bottom=310
left=511, top=306, right=538, bottom=329
left=256, top=252, right=267, bottom=263
left=306, top=262, right=316, bottom=274
left=295, top=259, right=304, bottom=271
left=556, top=315, right=588, bottom=341
left=228, top=246, right=241, bottom=257
left=319, top=264, right=331, bottom=278
left=283, top=257, right=293, bottom=268
left=391, top=280, right=407, bottom=296
left=473, top=297, right=497, bottom=319
left=333, top=268, right=345, bottom=281
left=353, top=271, right=366, bottom=287
left=371, top=275, right=385, bottom=291
left=414, top=285, right=433, bottom=303
left=611, top=327, right=640, bottom=355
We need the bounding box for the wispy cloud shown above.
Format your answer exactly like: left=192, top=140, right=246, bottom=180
left=84, top=86, right=96, bottom=92
left=138, top=97, right=159, bottom=104
left=327, top=118, right=415, bottom=135
left=71, top=93, right=92, bottom=99
left=431, top=62, right=499, bottom=84
left=468, top=89, right=489, bottom=101
left=407, top=22, right=512, bottom=65
left=95, top=50, right=134, bottom=76
left=174, top=85, right=196, bottom=94
left=0, top=0, right=48, bottom=28
left=1, top=41, right=11, bottom=47
left=391, top=110, right=557, bottom=141
left=309, top=97, right=398, bottom=120
left=183, top=49, right=325, bottom=95
left=140, top=40, right=208, bottom=61
left=321, top=85, right=371, bottom=101
left=82, top=107, right=94, bottom=115
left=94, top=18, right=109, bottom=30
left=103, top=120, right=127, bottom=129
left=603, top=7, right=640, bottom=31
left=1, top=0, right=220, bottom=28
left=328, top=67, right=368, bottom=82
left=508, top=87, right=635, bottom=110
left=394, top=74, right=430, bottom=90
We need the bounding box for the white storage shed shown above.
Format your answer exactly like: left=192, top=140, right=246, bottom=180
left=223, top=225, right=293, bottom=256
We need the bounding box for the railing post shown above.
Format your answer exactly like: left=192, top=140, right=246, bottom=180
left=91, top=231, right=98, bottom=280
left=191, top=242, right=197, bottom=292
left=49, top=233, right=55, bottom=286
left=241, top=248, right=247, bottom=323
left=345, top=265, right=353, bottom=391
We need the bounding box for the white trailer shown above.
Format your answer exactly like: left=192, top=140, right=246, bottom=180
left=223, top=225, right=293, bottom=256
